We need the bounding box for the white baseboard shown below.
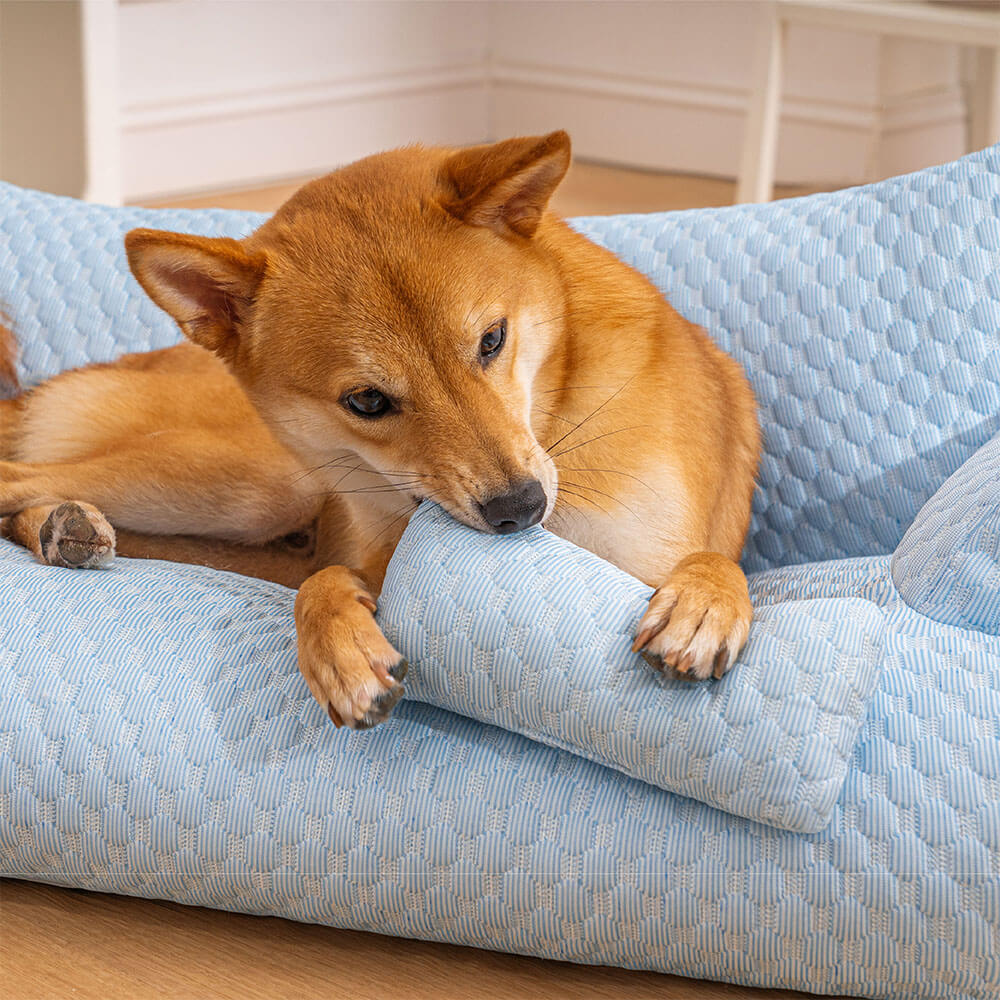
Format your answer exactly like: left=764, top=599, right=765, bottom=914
left=122, top=66, right=490, bottom=201
left=878, top=86, right=968, bottom=178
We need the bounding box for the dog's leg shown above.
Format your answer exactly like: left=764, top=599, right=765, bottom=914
left=0, top=398, right=21, bottom=459
left=113, top=529, right=318, bottom=589
left=295, top=563, right=408, bottom=729
left=0, top=433, right=320, bottom=544
left=1, top=501, right=116, bottom=569
left=632, top=552, right=752, bottom=680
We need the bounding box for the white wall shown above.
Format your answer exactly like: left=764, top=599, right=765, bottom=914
left=118, top=0, right=491, bottom=198
left=0, top=0, right=973, bottom=202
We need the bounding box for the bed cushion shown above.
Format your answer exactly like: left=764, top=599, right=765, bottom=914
left=377, top=503, right=885, bottom=834
left=2, top=144, right=1000, bottom=999
left=1, top=541, right=997, bottom=999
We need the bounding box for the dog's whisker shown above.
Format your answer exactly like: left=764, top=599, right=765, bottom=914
left=552, top=487, right=600, bottom=523
left=337, top=481, right=424, bottom=495
left=287, top=451, right=356, bottom=485
left=558, top=485, right=608, bottom=512
left=544, top=375, right=637, bottom=455
left=365, top=499, right=420, bottom=547
left=551, top=424, right=653, bottom=460
left=559, top=479, right=646, bottom=523
left=560, top=465, right=660, bottom=497
left=551, top=491, right=587, bottom=522
left=530, top=309, right=580, bottom=329
left=301, top=479, right=426, bottom=503
left=531, top=404, right=576, bottom=425
left=534, top=383, right=624, bottom=395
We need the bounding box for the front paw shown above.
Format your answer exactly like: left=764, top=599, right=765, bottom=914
left=632, top=552, right=751, bottom=680
left=295, top=566, right=408, bottom=729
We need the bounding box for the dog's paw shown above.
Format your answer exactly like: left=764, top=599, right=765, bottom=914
left=632, top=551, right=751, bottom=680
left=295, top=566, right=407, bottom=729
left=38, top=501, right=116, bottom=569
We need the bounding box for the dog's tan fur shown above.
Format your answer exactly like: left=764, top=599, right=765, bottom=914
left=0, top=132, right=760, bottom=728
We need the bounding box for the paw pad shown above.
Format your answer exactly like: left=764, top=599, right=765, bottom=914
left=39, top=502, right=116, bottom=569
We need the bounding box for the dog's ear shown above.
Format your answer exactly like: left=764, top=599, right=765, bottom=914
left=440, top=130, right=571, bottom=238
left=125, top=229, right=267, bottom=363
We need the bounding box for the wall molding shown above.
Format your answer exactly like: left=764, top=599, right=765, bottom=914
left=491, top=59, right=879, bottom=131
left=121, top=67, right=490, bottom=200
left=122, top=64, right=489, bottom=131
left=881, top=84, right=966, bottom=137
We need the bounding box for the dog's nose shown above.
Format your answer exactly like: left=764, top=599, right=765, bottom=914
left=479, top=479, right=547, bottom=534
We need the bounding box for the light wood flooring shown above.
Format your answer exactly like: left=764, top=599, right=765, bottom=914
left=139, top=159, right=825, bottom=217
left=3, top=161, right=841, bottom=1000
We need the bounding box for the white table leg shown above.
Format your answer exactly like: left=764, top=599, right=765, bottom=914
left=736, top=2, right=786, bottom=204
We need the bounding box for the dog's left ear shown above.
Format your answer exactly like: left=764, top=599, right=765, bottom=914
left=125, top=229, right=267, bottom=364
left=440, top=130, right=571, bottom=238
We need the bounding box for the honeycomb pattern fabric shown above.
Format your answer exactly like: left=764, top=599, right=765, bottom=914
left=893, top=433, right=1000, bottom=634
left=0, top=153, right=999, bottom=998
left=0, top=181, right=263, bottom=387
left=572, top=146, right=1000, bottom=573
left=1, top=542, right=998, bottom=1000
left=378, top=503, right=885, bottom=834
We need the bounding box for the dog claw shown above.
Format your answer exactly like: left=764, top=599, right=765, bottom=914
left=712, top=648, right=730, bottom=679
left=631, top=626, right=655, bottom=653
left=388, top=657, right=409, bottom=682
left=640, top=650, right=664, bottom=671
left=355, top=684, right=405, bottom=730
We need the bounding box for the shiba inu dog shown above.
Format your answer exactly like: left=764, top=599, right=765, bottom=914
left=0, top=131, right=760, bottom=728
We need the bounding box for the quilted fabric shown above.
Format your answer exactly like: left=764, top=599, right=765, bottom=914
left=893, top=433, right=1000, bottom=634
left=1, top=149, right=1000, bottom=999
left=0, top=181, right=262, bottom=386
left=378, top=503, right=885, bottom=834
left=1, top=544, right=998, bottom=999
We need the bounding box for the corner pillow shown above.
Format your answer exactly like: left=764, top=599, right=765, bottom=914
left=892, top=433, right=1000, bottom=633
left=376, top=504, right=885, bottom=834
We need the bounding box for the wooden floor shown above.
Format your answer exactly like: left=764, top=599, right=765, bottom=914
left=2, top=880, right=841, bottom=1000
left=3, top=162, right=841, bottom=1000
left=139, top=159, right=825, bottom=216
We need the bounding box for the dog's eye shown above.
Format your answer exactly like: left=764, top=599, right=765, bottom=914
left=344, top=388, right=391, bottom=418
left=480, top=318, right=507, bottom=363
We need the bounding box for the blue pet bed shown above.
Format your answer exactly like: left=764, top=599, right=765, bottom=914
left=2, top=146, right=999, bottom=999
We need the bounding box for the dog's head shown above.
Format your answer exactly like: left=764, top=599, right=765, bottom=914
left=126, top=132, right=573, bottom=534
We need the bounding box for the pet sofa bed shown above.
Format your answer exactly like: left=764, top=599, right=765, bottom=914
left=1, top=146, right=999, bottom=999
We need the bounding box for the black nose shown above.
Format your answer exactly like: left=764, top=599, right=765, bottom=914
left=479, top=479, right=547, bottom=534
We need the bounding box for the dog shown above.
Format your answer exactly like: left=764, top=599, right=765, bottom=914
left=0, top=131, right=760, bottom=729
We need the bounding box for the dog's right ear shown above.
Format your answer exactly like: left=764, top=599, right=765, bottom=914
left=125, top=229, right=267, bottom=364
left=440, top=130, right=571, bottom=238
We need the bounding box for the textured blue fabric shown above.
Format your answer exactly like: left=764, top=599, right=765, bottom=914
left=1, top=545, right=998, bottom=999
left=0, top=181, right=262, bottom=386
left=378, top=503, right=885, bottom=834
left=893, top=433, right=1000, bottom=633
left=1, top=150, right=1000, bottom=999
